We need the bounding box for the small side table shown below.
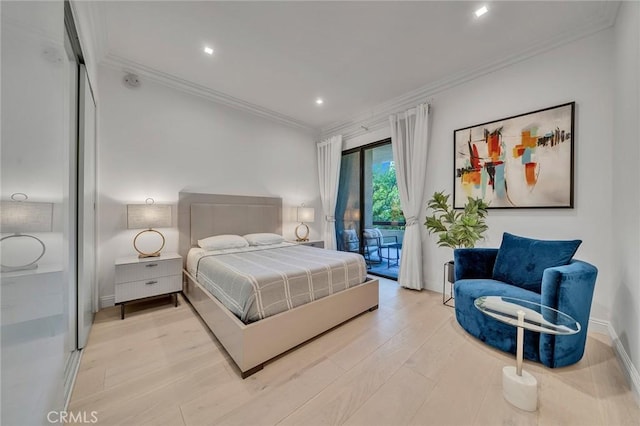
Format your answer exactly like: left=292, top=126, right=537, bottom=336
left=380, top=242, right=402, bottom=268
left=474, top=296, right=580, bottom=411
left=115, top=253, right=182, bottom=319
left=442, top=261, right=455, bottom=306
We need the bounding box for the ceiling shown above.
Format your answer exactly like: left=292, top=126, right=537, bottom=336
left=96, top=1, right=619, bottom=131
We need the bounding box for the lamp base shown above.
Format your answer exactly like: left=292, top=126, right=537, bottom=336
left=295, top=223, right=310, bottom=242
left=138, top=252, right=161, bottom=258
left=0, top=234, right=46, bottom=273
left=133, top=229, right=166, bottom=258
left=1, top=263, right=38, bottom=273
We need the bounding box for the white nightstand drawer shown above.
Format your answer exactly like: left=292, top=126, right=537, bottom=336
left=303, top=240, right=324, bottom=248
left=115, top=258, right=181, bottom=284
left=290, top=240, right=324, bottom=248
left=115, top=274, right=182, bottom=303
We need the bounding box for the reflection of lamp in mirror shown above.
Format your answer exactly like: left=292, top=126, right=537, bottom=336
left=295, top=206, right=315, bottom=242
left=0, top=193, right=53, bottom=272
left=344, top=207, right=360, bottom=228
left=127, top=198, right=172, bottom=258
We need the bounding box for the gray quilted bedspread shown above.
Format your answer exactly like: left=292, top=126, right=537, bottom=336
left=194, top=245, right=367, bottom=323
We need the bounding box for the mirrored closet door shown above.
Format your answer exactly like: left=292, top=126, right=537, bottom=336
left=1, top=1, right=96, bottom=423
left=78, top=64, right=97, bottom=350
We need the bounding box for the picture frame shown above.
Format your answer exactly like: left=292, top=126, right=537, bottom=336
left=453, top=102, right=575, bottom=209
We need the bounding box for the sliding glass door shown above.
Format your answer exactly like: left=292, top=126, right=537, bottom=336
left=336, top=151, right=361, bottom=253
left=336, top=140, right=405, bottom=279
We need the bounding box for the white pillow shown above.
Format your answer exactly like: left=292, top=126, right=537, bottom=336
left=243, top=233, right=285, bottom=246
left=197, top=234, right=249, bottom=250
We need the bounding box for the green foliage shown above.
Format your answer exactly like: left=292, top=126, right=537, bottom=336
left=424, top=191, right=489, bottom=249
left=372, top=163, right=404, bottom=223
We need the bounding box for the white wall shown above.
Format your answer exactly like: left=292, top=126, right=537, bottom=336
left=343, top=29, right=615, bottom=322
left=612, top=0, right=640, bottom=383
left=97, top=65, right=318, bottom=305
left=425, top=29, right=614, bottom=321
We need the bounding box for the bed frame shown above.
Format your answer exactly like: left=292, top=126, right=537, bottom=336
left=178, top=192, right=379, bottom=378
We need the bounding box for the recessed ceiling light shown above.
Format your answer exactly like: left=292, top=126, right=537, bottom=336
left=204, top=46, right=214, bottom=55
left=475, top=6, right=488, bottom=18
left=315, top=98, right=324, bottom=105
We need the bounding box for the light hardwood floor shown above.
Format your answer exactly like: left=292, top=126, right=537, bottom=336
left=68, top=278, right=640, bottom=425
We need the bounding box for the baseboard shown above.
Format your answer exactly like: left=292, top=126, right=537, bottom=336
left=589, top=317, right=640, bottom=405
left=605, top=321, right=640, bottom=405
left=588, top=317, right=610, bottom=335
left=63, top=349, right=82, bottom=411
left=99, top=295, right=115, bottom=309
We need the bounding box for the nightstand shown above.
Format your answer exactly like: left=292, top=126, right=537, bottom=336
left=291, top=240, right=324, bottom=248
left=115, top=253, right=182, bottom=319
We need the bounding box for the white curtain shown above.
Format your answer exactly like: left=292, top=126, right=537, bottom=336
left=390, top=104, right=430, bottom=290
left=317, top=135, right=342, bottom=250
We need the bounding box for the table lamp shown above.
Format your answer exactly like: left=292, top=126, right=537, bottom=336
left=344, top=207, right=360, bottom=226
left=0, top=193, right=53, bottom=272
left=295, top=206, right=315, bottom=242
left=127, top=198, right=172, bottom=258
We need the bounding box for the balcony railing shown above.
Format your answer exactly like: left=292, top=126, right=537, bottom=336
left=372, top=220, right=405, bottom=228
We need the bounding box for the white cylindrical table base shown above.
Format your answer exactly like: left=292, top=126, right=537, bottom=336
left=502, top=366, right=537, bottom=411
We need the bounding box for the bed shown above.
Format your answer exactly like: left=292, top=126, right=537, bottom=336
left=178, top=192, right=379, bottom=378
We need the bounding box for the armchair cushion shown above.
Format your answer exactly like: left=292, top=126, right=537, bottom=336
left=454, top=248, right=499, bottom=281
left=362, top=228, right=383, bottom=261
left=454, top=278, right=543, bottom=363
left=341, top=229, right=359, bottom=252
left=363, top=228, right=383, bottom=243
left=492, top=232, right=582, bottom=293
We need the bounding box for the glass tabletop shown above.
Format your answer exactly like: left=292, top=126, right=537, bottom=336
left=474, top=296, right=580, bottom=335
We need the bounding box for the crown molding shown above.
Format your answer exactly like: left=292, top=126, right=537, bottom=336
left=82, top=0, right=109, bottom=63
left=321, top=1, right=621, bottom=141
left=69, top=0, right=108, bottom=95
left=68, top=0, right=108, bottom=62
left=101, top=54, right=316, bottom=133
left=600, top=0, right=622, bottom=28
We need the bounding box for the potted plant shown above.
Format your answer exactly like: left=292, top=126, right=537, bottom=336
left=424, top=191, right=489, bottom=283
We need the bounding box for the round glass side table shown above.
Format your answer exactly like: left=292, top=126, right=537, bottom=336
left=474, top=296, right=580, bottom=411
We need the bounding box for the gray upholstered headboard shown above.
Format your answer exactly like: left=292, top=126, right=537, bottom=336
left=178, top=192, right=282, bottom=263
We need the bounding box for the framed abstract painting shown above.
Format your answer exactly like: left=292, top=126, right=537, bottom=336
left=453, top=102, right=575, bottom=209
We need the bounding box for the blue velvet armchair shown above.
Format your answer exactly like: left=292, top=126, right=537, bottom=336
left=453, top=245, right=598, bottom=368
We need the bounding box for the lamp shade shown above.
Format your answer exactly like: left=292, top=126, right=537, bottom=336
left=344, top=207, right=360, bottom=222
left=297, top=207, right=315, bottom=223
left=127, top=204, right=172, bottom=229
left=0, top=201, right=53, bottom=233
